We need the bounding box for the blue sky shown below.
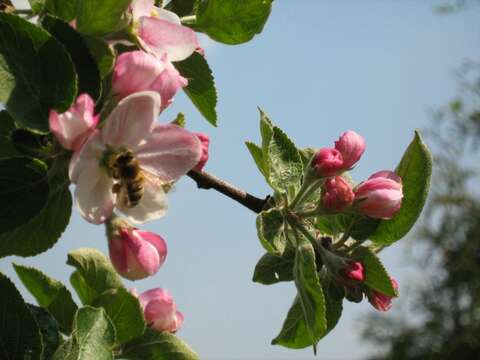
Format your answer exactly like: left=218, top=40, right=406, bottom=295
left=3, top=1, right=480, bottom=359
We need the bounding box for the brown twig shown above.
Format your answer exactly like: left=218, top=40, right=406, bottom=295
left=187, top=170, right=268, bottom=213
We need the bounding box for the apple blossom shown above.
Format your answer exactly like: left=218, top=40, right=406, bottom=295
left=355, top=171, right=403, bottom=219
left=334, top=130, right=366, bottom=169
left=107, top=218, right=167, bottom=280
left=130, top=0, right=200, bottom=62
left=49, top=94, right=99, bottom=151
left=323, top=176, right=354, bottom=212
left=193, top=133, right=210, bottom=171
left=112, top=51, right=188, bottom=109
left=136, top=288, right=184, bottom=332
left=368, top=278, right=399, bottom=311
left=311, top=148, right=344, bottom=178
left=69, top=91, right=201, bottom=224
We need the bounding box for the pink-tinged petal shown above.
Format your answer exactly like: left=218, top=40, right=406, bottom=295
left=74, top=165, right=114, bottom=224
left=69, top=130, right=104, bottom=184
left=334, top=130, right=366, bottom=169
left=136, top=124, right=201, bottom=182
left=112, top=51, right=166, bottom=100
left=149, top=58, right=188, bottom=109
left=102, top=92, right=161, bottom=148
left=193, top=133, right=210, bottom=171
left=368, top=170, right=402, bottom=184
left=123, top=229, right=161, bottom=279
left=155, top=8, right=181, bottom=24
left=49, top=94, right=99, bottom=151
left=137, top=230, right=167, bottom=266
left=139, top=288, right=173, bottom=307
left=118, top=172, right=168, bottom=224
left=171, top=311, right=184, bottom=332
left=311, top=148, right=344, bottom=177
left=108, top=234, right=129, bottom=275
left=138, top=16, right=199, bottom=62
left=131, top=0, right=154, bottom=20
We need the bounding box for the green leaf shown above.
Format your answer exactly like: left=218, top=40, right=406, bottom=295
left=82, top=36, right=115, bottom=79
left=352, top=246, right=397, bottom=297
left=14, top=264, right=78, bottom=333
left=67, top=248, right=123, bottom=302
left=0, top=12, right=77, bottom=132
left=253, top=252, right=294, bottom=285
left=45, top=0, right=78, bottom=22
left=174, top=52, right=217, bottom=126
left=0, top=165, right=71, bottom=257
left=0, top=272, right=42, bottom=360
left=42, top=15, right=102, bottom=101
left=195, top=0, right=273, bottom=45
left=266, top=126, right=303, bottom=193
left=93, top=288, right=146, bottom=345
left=70, top=270, right=97, bottom=305
left=272, top=240, right=326, bottom=350
left=0, top=157, right=49, bottom=234
left=371, top=131, right=432, bottom=244
left=28, top=304, right=62, bottom=360
left=0, top=110, right=19, bottom=159
left=76, top=0, right=131, bottom=36
left=299, top=147, right=316, bottom=169
left=29, top=0, right=46, bottom=13
left=259, top=108, right=273, bottom=157
left=321, top=280, right=343, bottom=338
left=245, top=141, right=268, bottom=179
left=123, top=328, right=200, bottom=360
left=256, top=208, right=286, bottom=254
left=52, top=306, right=115, bottom=360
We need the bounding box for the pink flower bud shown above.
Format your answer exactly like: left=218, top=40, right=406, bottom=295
left=344, top=261, right=365, bottom=282
left=49, top=94, right=99, bottom=151
left=108, top=227, right=167, bottom=280
left=368, top=278, right=399, bottom=311
left=311, top=148, right=344, bottom=177
left=112, top=51, right=187, bottom=109
left=334, top=130, right=366, bottom=169
left=193, top=133, right=210, bottom=171
left=137, top=288, right=184, bottom=332
left=354, top=171, right=403, bottom=219
left=323, top=176, right=354, bottom=212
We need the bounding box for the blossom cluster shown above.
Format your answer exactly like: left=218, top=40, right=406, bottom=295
left=305, top=131, right=403, bottom=311
left=48, top=0, right=211, bottom=334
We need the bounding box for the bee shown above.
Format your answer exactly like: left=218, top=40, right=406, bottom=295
left=110, top=150, right=145, bottom=208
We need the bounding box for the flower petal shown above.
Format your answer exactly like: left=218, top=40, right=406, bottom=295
left=155, top=8, right=181, bottom=25
left=137, top=230, right=167, bottom=266
left=125, top=229, right=161, bottom=277
left=112, top=51, right=166, bottom=100
left=149, top=57, right=188, bottom=109
left=117, top=171, right=168, bottom=224
left=102, top=91, right=161, bottom=148
left=69, top=130, right=104, bottom=184
left=138, top=16, right=199, bottom=62
left=131, top=0, right=154, bottom=20
left=75, top=164, right=114, bottom=224
left=136, top=124, right=201, bottom=182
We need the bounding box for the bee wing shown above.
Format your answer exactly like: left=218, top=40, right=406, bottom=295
left=141, top=170, right=167, bottom=193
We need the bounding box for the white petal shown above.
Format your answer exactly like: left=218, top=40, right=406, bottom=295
left=69, top=130, right=104, bottom=184
left=135, top=124, right=201, bottom=182
left=117, top=172, right=168, bottom=224
left=75, top=165, right=115, bottom=224
left=155, top=8, right=181, bottom=25
left=102, top=92, right=161, bottom=148
left=131, top=0, right=154, bottom=20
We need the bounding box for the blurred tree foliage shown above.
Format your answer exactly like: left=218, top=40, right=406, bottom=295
left=362, top=62, right=480, bottom=359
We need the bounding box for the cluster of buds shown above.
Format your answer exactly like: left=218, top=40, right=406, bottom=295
left=316, top=237, right=399, bottom=312
left=305, top=130, right=403, bottom=220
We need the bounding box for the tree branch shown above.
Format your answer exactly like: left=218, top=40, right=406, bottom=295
left=187, top=170, right=268, bottom=214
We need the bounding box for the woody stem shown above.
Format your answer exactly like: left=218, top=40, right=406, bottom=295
left=187, top=170, right=268, bottom=214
